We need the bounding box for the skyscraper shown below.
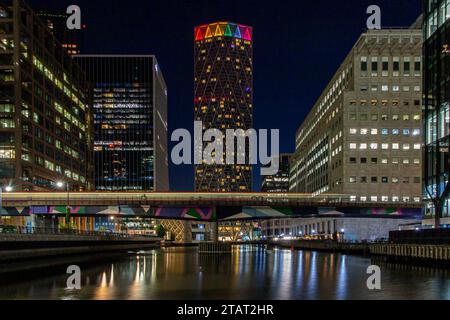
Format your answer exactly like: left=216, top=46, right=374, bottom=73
left=423, top=0, right=450, bottom=228
left=37, top=9, right=85, bottom=56
left=290, top=24, right=423, bottom=205
left=194, top=22, right=253, bottom=192
left=0, top=0, right=93, bottom=192
left=75, top=55, right=169, bottom=191
left=261, top=154, right=291, bottom=193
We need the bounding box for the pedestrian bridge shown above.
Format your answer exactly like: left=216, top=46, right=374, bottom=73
left=0, top=192, right=423, bottom=221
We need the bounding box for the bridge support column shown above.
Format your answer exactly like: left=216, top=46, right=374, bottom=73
left=210, top=221, right=219, bottom=243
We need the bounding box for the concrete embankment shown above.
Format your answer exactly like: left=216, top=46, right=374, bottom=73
left=272, top=240, right=370, bottom=255
left=0, top=233, right=160, bottom=262
left=272, top=240, right=450, bottom=263
left=370, top=244, right=450, bottom=262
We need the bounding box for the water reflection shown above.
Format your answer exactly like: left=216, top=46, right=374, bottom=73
left=0, top=246, right=449, bottom=300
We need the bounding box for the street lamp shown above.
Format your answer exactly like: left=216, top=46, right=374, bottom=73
left=57, top=181, right=70, bottom=226
left=0, top=185, right=12, bottom=223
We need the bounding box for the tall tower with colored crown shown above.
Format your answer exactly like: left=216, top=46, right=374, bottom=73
left=194, top=22, right=254, bottom=192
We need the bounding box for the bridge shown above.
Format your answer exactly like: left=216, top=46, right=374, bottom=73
left=0, top=192, right=423, bottom=221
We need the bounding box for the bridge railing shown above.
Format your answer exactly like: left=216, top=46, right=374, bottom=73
left=0, top=225, right=157, bottom=240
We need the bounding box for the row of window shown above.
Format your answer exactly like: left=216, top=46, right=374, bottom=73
left=360, top=85, right=421, bottom=92
left=349, top=143, right=421, bottom=150
left=349, top=114, right=421, bottom=121
left=350, top=196, right=421, bottom=203
left=349, top=176, right=421, bottom=184
left=349, top=157, right=421, bottom=165
left=349, top=99, right=421, bottom=107
left=360, top=56, right=421, bottom=77
left=349, top=128, right=421, bottom=136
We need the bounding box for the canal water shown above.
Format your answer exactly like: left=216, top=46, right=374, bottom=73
left=0, top=246, right=449, bottom=300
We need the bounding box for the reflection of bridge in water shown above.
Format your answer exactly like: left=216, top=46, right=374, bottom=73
left=1, top=192, right=422, bottom=220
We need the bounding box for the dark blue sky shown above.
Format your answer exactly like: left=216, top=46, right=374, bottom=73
left=28, top=0, right=422, bottom=191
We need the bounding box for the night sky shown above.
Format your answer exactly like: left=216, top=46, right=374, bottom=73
left=27, top=0, right=422, bottom=191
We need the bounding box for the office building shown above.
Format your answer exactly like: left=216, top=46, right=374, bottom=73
left=194, top=22, right=253, bottom=192
left=0, top=0, right=93, bottom=191
left=75, top=55, right=169, bottom=191
left=261, top=153, right=291, bottom=192
left=423, top=0, right=450, bottom=228
left=260, top=217, right=414, bottom=242
left=290, top=24, right=423, bottom=205
left=37, top=9, right=84, bottom=56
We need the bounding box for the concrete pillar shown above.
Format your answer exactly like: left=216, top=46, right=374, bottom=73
left=210, top=221, right=218, bottom=242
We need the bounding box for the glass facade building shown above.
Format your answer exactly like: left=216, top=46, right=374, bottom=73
left=194, top=22, right=253, bottom=192
left=0, top=0, right=93, bottom=191
left=75, top=55, right=169, bottom=191
left=36, top=9, right=85, bottom=56
left=261, top=153, right=291, bottom=193
left=423, top=0, right=450, bottom=226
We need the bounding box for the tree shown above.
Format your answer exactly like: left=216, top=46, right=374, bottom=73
left=155, top=225, right=166, bottom=238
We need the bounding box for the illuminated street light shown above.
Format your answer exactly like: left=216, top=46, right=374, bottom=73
left=4, top=186, right=13, bottom=192
left=56, top=181, right=70, bottom=226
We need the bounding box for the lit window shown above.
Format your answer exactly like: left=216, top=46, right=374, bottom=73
left=0, top=149, right=15, bottom=159
left=403, top=144, right=410, bottom=150
left=360, top=143, right=367, bottom=150
left=371, top=129, right=378, bottom=135
left=412, top=129, right=421, bottom=136
left=381, top=129, right=389, bottom=135
left=382, top=144, right=389, bottom=150
left=392, top=143, right=400, bottom=150
left=414, top=144, right=421, bottom=150
left=350, top=143, right=357, bottom=149
left=370, top=143, right=378, bottom=150
left=360, top=128, right=368, bottom=135
left=371, top=196, right=378, bottom=202
left=349, top=128, right=357, bottom=135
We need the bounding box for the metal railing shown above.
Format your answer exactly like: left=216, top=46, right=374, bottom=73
left=0, top=225, right=158, bottom=240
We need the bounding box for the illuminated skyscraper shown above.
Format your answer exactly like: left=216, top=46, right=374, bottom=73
left=0, top=0, right=93, bottom=192
left=262, top=154, right=291, bottom=193
left=423, top=0, right=450, bottom=228
left=37, top=9, right=85, bottom=56
left=75, top=55, right=169, bottom=191
left=194, top=22, right=253, bottom=192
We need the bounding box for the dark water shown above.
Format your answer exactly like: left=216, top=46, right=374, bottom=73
left=0, top=246, right=449, bottom=300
